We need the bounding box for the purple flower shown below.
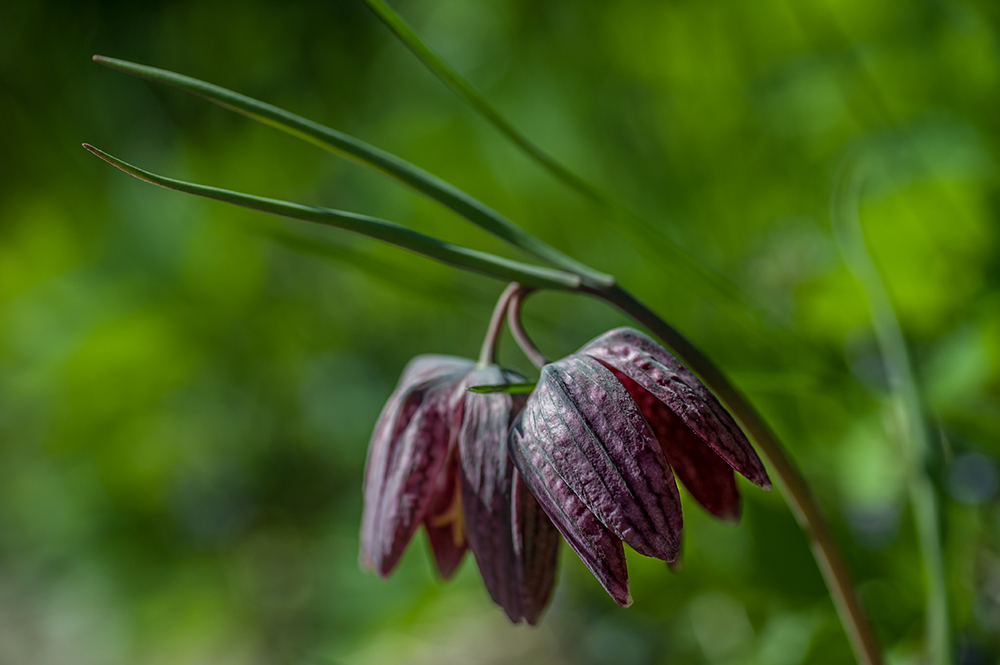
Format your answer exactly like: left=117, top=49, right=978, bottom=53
left=457, top=365, right=560, bottom=624
left=360, top=356, right=560, bottom=623
left=508, top=327, right=771, bottom=606
left=360, top=355, right=474, bottom=578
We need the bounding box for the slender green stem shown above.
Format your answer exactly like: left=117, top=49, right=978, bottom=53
left=506, top=285, right=549, bottom=369
left=82, top=144, right=581, bottom=291
left=590, top=283, right=884, bottom=665
left=478, top=283, right=521, bottom=367
left=91, top=56, right=613, bottom=289
left=832, top=154, right=949, bottom=665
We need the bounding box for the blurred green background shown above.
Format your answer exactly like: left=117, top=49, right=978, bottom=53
left=2, top=0, right=999, bottom=663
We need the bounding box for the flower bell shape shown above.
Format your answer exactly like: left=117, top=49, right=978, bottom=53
left=360, top=355, right=476, bottom=578
left=457, top=365, right=561, bottom=624
left=508, top=327, right=771, bottom=607
left=360, top=357, right=561, bottom=624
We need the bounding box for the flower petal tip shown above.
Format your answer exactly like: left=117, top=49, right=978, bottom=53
left=716, top=500, right=742, bottom=523
left=621, top=592, right=634, bottom=608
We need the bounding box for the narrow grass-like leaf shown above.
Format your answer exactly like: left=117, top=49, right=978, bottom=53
left=82, top=144, right=581, bottom=291
left=362, top=0, right=753, bottom=312
left=91, top=55, right=612, bottom=289
left=363, top=0, right=600, bottom=205
left=467, top=382, right=537, bottom=395
left=833, top=153, right=949, bottom=665
left=259, top=222, right=484, bottom=305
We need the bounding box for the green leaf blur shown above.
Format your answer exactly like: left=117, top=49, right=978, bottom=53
left=2, top=0, right=998, bottom=664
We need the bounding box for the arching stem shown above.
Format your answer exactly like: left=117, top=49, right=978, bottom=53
left=592, top=283, right=883, bottom=665
left=506, top=285, right=549, bottom=370
left=478, top=283, right=521, bottom=367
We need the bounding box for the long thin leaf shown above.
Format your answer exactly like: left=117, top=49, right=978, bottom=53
left=82, top=144, right=582, bottom=291
left=362, top=0, right=749, bottom=311
left=258, top=222, right=485, bottom=305
left=832, top=151, right=950, bottom=665
left=91, top=55, right=612, bottom=289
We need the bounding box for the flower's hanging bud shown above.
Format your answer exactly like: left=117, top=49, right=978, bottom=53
left=457, top=365, right=560, bottom=624
left=508, top=327, right=770, bottom=606
left=360, top=355, right=560, bottom=624
left=360, top=355, right=475, bottom=578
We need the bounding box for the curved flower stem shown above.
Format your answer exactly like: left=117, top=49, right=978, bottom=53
left=505, top=284, right=883, bottom=665
left=506, top=286, right=549, bottom=370
left=592, top=284, right=883, bottom=665
left=478, top=283, right=521, bottom=367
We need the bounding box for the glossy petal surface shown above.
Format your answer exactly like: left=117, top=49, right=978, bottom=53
left=510, top=408, right=632, bottom=606
left=457, top=365, right=525, bottom=619
left=509, top=354, right=687, bottom=605
left=511, top=471, right=561, bottom=624
left=581, top=328, right=771, bottom=490
left=458, top=365, right=559, bottom=623
left=614, top=370, right=740, bottom=520
left=359, top=355, right=474, bottom=576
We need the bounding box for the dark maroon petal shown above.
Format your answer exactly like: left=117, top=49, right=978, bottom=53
left=508, top=408, right=632, bottom=607
left=510, top=410, right=632, bottom=607
left=359, top=355, right=475, bottom=576
left=457, top=365, right=527, bottom=621
left=515, top=355, right=683, bottom=561
left=424, top=522, right=467, bottom=578
left=512, top=470, right=561, bottom=625
left=581, top=328, right=771, bottom=490
left=614, top=370, right=741, bottom=521
left=360, top=388, right=424, bottom=571
left=424, top=456, right=467, bottom=579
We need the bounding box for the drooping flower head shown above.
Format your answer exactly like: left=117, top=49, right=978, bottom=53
left=360, top=355, right=475, bottom=578
left=457, top=365, right=560, bottom=624
left=508, top=327, right=770, bottom=606
left=360, top=356, right=560, bottom=623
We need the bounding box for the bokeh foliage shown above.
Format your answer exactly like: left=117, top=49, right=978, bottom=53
left=1, top=0, right=999, bottom=663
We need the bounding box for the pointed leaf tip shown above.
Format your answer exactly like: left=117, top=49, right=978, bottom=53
left=467, top=382, right=536, bottom=394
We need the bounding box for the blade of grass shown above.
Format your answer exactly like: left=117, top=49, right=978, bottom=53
left=82, top=144, right=582, bottom=291
left=258, top=221, right=485, bottom=305
left=832, top=152, right=950, bottom=665
left=362, top=0, right=812, bottom=361
left=91, top=55, right=611, bottom=289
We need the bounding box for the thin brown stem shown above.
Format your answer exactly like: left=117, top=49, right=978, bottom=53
left=591, top=284, right=883, bottom=665
left=506, top=285, right=549, bottom=370
left=478, top=283, right=521, bottom=367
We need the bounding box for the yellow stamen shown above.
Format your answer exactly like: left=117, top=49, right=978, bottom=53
left=429, top=480, right=465, bottom=546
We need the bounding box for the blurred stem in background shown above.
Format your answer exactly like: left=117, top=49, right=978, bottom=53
left=833, top=152, right=951, bottom=665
